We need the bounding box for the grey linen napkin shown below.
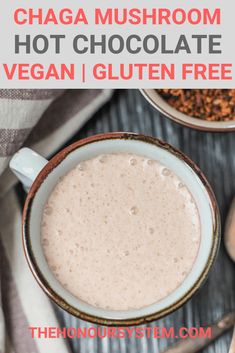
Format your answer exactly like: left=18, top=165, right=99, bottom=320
left=0, top=89, right=113, bottom=353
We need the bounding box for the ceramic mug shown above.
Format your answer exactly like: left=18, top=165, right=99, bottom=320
left=10, top=132, right=220, bottom=326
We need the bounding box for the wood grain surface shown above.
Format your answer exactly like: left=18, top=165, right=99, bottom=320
left=54, top=89, right=235, bottom=353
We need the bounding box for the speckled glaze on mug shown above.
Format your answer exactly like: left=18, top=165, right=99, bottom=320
left=140, top=89, right=235, bottom=132
left=10, top=133, right=220, bottom=326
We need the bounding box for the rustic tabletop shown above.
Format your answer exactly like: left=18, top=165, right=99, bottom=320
left=54, top=89, right=235, bottom=353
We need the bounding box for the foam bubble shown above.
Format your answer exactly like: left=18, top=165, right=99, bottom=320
left=42, top=239, right=49, bottom=246
left=77, top=162, right=85, bottom=171
left=129, top=158, right=137, bottom=166
left=44, top=206, right=53, bottom=215
left=162, top=168, right=171, bottom=177
left=99, top=155, right=107, bottom=163
left=130, top=206, right=138, bottom=215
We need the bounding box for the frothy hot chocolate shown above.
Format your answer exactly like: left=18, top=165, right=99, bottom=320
left=41, top=153, right=201, bottom=310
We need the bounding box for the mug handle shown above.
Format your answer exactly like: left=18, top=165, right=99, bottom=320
left=9, top=148, right=48, bottom=192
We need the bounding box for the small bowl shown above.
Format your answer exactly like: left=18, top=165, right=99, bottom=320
left=140, top=89, right=235, bottom=132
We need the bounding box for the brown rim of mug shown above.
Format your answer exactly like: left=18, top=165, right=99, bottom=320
left=22, top=132, right=221, bottom=326
left=140, top=89, right=235, bottom=132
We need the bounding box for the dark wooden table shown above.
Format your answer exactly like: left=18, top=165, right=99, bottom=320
left=57, top=89, right=235, bottom=353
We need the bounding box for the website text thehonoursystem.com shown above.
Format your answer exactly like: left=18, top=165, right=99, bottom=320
left=29, top=326, right=212, bottom=340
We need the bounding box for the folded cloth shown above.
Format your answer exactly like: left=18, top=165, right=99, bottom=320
left=0, top=89, right=113, bottom=353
